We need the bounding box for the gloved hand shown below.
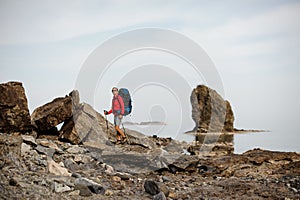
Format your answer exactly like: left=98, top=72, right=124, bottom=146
left=104, top=110, right=108, bottom=115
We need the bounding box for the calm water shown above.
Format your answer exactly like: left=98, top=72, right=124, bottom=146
left=125, top=125, right=300, bottom=154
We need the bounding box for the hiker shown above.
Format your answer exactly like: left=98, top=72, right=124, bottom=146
left=104, top=87, right=127, bottom=144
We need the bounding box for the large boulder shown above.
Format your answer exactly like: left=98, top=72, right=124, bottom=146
left=59, top=103, right=109, bottom=145
left=0, top=81, right=32, bottom=134
left=31, top=91, right=79, bottom=133
left=191, top=85, right=234, bottom=133
left=59, top=102, right=157, bottom=150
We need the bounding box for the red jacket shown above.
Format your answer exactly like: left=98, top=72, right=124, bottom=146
left=107, top=94, right=125, bottom=116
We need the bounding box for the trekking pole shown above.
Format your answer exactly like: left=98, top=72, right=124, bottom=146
left=104, top=110, right=109, bottom=131
left=121, top=121, right=130, bottom=144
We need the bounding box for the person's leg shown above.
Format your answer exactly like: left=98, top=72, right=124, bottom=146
left=114, top=116, right=122, bottom=141
left=115, top=116, right=126, bottom=139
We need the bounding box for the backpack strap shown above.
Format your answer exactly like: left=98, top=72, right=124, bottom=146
left=115, top=95, right=124, bottom=115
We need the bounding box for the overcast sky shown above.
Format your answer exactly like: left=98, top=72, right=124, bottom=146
left=1, top=1, right=300, bottom=141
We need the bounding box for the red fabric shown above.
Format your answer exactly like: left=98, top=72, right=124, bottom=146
left=107, top=94, right=124, bottom=115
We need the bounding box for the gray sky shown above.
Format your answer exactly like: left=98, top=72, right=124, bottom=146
left=1, top=1, right=300, bottom=140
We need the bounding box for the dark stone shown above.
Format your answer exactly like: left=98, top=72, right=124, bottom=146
left=144, top=180, right=160, bottom=195
left=198, top=165, right=208, bottom=173
left=76, top=184, right=93, bottom=196
left=9, top=178, right=17, bottom=186
left=87, top=184, right=105, bottom=194
left=168, top=164, right=185, bottom=174
left=0, top=82, right=32, bottom=133
left=71, top=172, right=82, bottom=178
left=31, top=94, right=73, bottom=132
left=190, top=85, right=234, bottom=132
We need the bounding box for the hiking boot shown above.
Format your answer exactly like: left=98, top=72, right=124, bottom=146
left=122, top=136, right=127, bottom=143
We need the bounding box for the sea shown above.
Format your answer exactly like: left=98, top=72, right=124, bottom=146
left=124, top=124, right=300, bottom=154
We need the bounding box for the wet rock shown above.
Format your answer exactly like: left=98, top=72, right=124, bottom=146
left=144, top=180, right=160, bottom=195
left=48, top=160, right=71, bottom=176
left=0, top=82, right=32, bottom=133
left=31, top=93, right=73, bottom=132
left=190, top=85, right=234, bottom=132
left=188, top=142, right=234, bottom=157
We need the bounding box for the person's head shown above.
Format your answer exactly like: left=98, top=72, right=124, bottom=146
left=112, top=87, right=118, bottom=95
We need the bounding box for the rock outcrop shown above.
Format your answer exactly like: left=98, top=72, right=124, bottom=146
left=0, top=82, right=32, bottom=134
left=31, top=94, right=73, bottom=133
left=191, top=85, right=234, bottom=133
left=59, top=103, right=109, bottom=145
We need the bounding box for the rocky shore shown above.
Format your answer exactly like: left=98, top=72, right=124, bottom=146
left=1, top=133, right=299, bottom=199
left=0, top=81, right=299, bottom=199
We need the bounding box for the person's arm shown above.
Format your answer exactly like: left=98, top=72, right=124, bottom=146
left=118, top=95, right=125, bottom=115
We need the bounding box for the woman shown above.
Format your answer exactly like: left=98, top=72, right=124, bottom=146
left=104, top=87, right=127, bottom=144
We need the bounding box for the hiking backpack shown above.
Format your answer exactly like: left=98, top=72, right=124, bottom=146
left=118, top=88, right=132, bottom=116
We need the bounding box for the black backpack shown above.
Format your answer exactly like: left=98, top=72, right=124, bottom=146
left=118, top=88, right=132, bottom=116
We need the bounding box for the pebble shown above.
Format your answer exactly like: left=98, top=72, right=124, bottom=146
left=291, top=187, right=298, bottom=193
left=9, top=178, right=18, bottom=186
left=144, top=180, right=160, bottom=195
left=69, top=190, right=80, bottom=196
left=162, top=176, right=171, bottom=182
left=52, top=182, right=72, bottom=193
left=112, top=176, right=121, bottom=182
left=105, top=189, right=114, bottom=196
